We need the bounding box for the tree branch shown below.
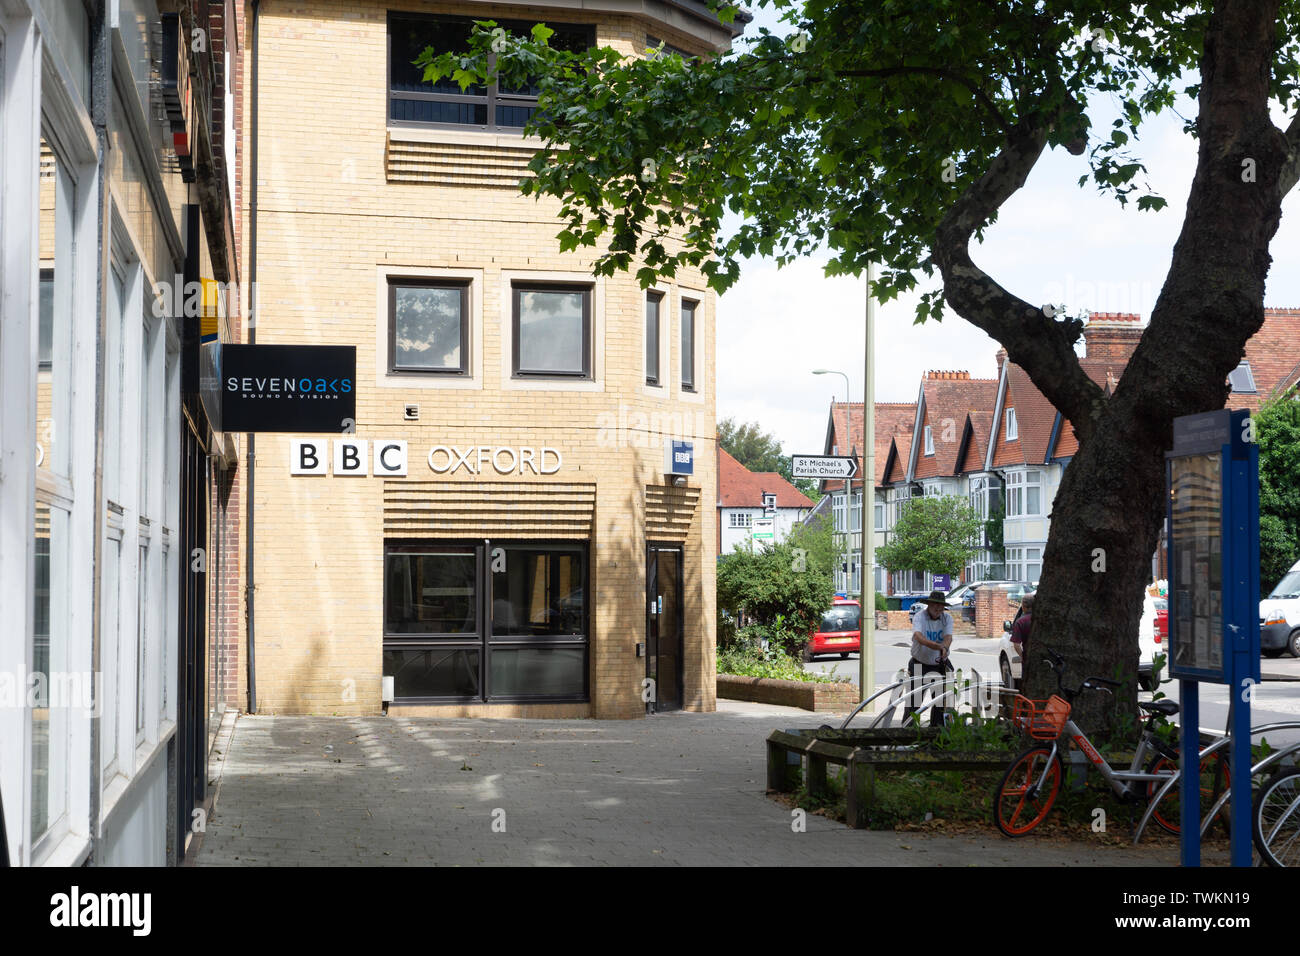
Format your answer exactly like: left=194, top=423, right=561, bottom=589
left=1280, top=110, right=1300, bottom=198
left=931, top=116, right=1104, bottom=439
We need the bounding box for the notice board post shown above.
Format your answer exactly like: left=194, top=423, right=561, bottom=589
left=1165, top=408, right=1260, bottom=867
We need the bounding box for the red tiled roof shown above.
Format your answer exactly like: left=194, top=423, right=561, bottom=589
left=881, top=432, right=912, bottom=485
left=912, top=372, right=999, bottom=479
left=957, top=411, right=994, bottom=474
left=824, top=401, right=917, bottom=488
left=716, top=447, right=814, bottom=509
left=1231, top=308, right=1300, bottom=414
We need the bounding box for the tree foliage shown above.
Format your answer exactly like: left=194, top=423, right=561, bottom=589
left=716, top=521, right=836, bottom=637
left=1258, top=389, right=1300, bottom=594
left=419, top=2, right=1300, bottom=732
left=877, top=495, right=982, bottom=578
left=718, top=417, right=820, bottom=498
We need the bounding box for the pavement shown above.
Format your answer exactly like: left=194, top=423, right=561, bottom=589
left=194, top=699, right=1216, bottom=867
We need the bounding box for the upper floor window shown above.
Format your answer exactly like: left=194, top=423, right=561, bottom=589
left=646, top=291, right=662, bottom=386
left=388, top=13, right=595, bottom=132
left=681, top=299, right=697, bottom=391
left=512, top=283, right=591, bottom=378
left=1004, top=469, right=1043, bottom=517
left=924, top=425, right=934, bottom=455
left=762, top=493, right=777, bottom=515
left=1005, top=407, right=1018, bottom=441
left=388, top=279, right=470, bottom=374
left=1228, top=360, right=1256, bottom=393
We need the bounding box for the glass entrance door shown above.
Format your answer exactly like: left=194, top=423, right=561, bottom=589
left=646, top=544, right=683, bottom=713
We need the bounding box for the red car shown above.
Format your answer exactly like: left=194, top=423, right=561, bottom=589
left=804, top=598, right=862, bottom=661
left=1155, top=597, right=1168, bottom=644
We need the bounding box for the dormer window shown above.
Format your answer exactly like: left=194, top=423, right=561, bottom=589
left=1005, top=407, right=1018, bottom=441
left=924, top=425, right=934, bottom=456
left=1228, top=360, right=1256, bottom=393
left=762, top=493, right=777, bottom=516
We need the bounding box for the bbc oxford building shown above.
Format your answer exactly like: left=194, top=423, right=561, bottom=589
left=237, top=0, right=741, bottom=719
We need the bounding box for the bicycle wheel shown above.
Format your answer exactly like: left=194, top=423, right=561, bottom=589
left=1147, top=751, right=1228, bottom=836
left=1254, top=768, right=1300, bottom=867
left=994, top=747, right=1062, bottom=837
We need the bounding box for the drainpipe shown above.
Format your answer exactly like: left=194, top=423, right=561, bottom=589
left=245, top=0, right=260, bottom=713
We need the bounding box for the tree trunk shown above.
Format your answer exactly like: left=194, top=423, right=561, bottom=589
left=1021, top=0, right=1289, bottom=736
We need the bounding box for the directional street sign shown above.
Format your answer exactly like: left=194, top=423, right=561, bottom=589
left=791, top=454, right=859, bottom=479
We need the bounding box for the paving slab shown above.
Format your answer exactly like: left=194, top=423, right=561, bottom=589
left=194, top=702, right=1218, bottom=866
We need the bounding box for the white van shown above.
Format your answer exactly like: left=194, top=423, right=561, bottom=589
left=1260, top=559, right=1300, bottom=658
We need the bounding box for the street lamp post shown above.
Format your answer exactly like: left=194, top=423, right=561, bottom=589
left=812, top=368, right=853, bottom=602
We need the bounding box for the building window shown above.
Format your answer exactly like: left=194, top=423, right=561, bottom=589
left=730, top=512, right=752, bottom=528
left=383, top=542, right=588, bottom=701
left=388, top=279, right=470, bottom=374
left=832, top=494, right=846, bottom=533
left=874, top=501, right=884, bottom=531
left=1025, top=469, right=1043, bottom=516
left=645, top=35, right=694, bottom=60
left=1228, top=360, right=1256, bottom=393
left=924, top=425, right=934, bottom=455
left=1025, top=547, right=1042, bottom=583
left=512, top=284, right=591, bottom=378
left=388, top=13, right=595, bottom=131
left=1005, top=471, right=1022, bottom=517
left=681, top=299, right=697, bottom=391
left=1005, top=407, right=1018, bottom=441
left=762, top=493, right=777, bottom=516
left=849, top=491, right=861, bottom=533
left=645, top=291, right=662, bottom=385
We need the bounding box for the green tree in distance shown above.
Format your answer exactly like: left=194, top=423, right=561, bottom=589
left=719, top=417, right=820, bottom=499
left=877, top=496, right=982, bottom=580
left=716, top=521, right=836, bottom=651
left=419, top=2, right=1300, bottom=731
left=1257, top=388, right=1300, bottom=596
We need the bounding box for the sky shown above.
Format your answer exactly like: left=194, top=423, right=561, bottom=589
left=715, top=7, right=1300, bottom=458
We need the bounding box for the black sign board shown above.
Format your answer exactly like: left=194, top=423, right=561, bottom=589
left=221, top=345, right=356, bottom=433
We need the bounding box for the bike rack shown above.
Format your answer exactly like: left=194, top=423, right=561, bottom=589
left=840, top=668, right=1010, bottom=731
left=1133, top=720, right=1300, bottom=845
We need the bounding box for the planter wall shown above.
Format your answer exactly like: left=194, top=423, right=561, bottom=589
left=717, top=674, right=860, bottom=711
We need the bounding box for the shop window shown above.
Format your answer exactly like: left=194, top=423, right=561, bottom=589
left=645, top=291, right=662, bottom=385
left=385, top=547, right=479, bottom=636
left=681, top=299, right=697, bottom=391
left=388, top=279, right=470, bottom=374
left=388, top=12, right=594, bottom=131
left=512, top=283, right=591, bottom=378
left=383, top=542, right=588, bottom=702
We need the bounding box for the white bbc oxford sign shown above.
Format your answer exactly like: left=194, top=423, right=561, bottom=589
left=290, top=439, right=562, bottom=477
left=791, top=454, right=859, bottom=479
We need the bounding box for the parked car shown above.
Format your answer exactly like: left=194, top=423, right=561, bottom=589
left=1261, top=558, right=1300, bottom=658
left=997, top=588, right=1163, bottom=690
left=804, top=598, right=861, bottom=661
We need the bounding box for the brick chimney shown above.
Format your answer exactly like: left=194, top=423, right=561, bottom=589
left=995, top=349, right=1008, bottom=375
left=1083, top=312, right=1144, bottom=361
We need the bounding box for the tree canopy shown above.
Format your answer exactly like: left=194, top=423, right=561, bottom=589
left=716, top=521, right=837, bottom=637
left=420, top=2, right=1300, bottom=728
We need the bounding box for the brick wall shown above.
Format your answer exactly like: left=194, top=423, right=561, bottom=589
left=975, top=586, right=1015, bottom=639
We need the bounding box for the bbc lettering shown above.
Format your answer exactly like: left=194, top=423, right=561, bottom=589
left=291, top=439, right=408, bottom=477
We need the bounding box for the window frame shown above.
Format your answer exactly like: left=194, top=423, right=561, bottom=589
left=1005, top=407, right=1018, bottom=441
left=924, top=425, right=934, bottom=456
left=680, top=297, right=698, bottom=392
left=386, top=11, right=596, bottom=133
left=387, top=277, right=471, bottom=376
left=511, top=282, right=593, bottom=379
left=382, top=539, right=590, bottom=704
left=645, top=290, right=663, bottom=386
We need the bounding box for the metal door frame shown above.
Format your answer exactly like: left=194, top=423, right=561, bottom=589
left=646, top=542, right=684, bottom=713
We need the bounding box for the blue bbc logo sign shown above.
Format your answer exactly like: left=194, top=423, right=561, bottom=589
left=665, top=439, right=694, bottom=476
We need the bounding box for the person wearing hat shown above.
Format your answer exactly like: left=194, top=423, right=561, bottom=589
left=905, top=590, right=954, bottom=726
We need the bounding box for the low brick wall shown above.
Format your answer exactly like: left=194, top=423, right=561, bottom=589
left=975, top=586, right=1016, bottom=638
left=717, top=674, right=859, bottom=711
left=885, top=610, right=913, bottom=630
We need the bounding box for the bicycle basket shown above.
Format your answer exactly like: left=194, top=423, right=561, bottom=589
left=1012, top=695, right=1072, bottom=740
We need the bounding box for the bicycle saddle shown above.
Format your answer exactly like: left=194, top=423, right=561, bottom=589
left=1139, top=700, right=1179, bottom=716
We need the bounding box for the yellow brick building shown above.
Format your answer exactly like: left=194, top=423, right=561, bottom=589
left=241, top=0, right=739, bottom=717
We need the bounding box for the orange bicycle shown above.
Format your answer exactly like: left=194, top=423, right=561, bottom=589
left=993, top=646, right=1227, bottom=837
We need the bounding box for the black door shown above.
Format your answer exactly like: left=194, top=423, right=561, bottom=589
left=646, top=544, right=683, bottom=712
